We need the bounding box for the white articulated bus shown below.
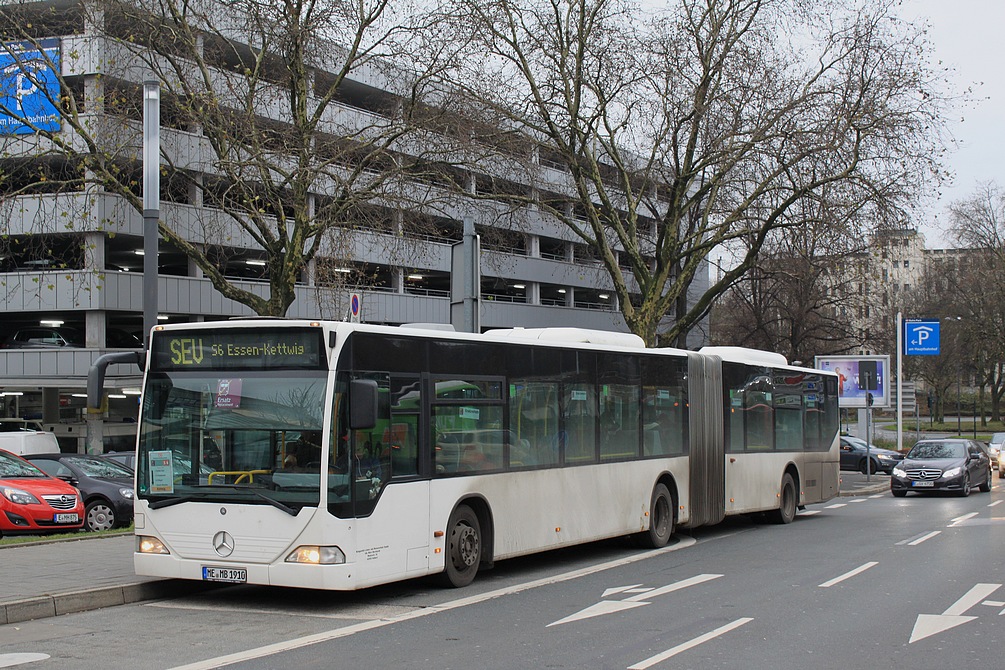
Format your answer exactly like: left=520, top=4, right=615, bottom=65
left=132, top=320, right=840, bottom=589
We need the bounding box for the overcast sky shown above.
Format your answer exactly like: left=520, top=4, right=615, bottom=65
left=900, top=0, right=1005, bottom=248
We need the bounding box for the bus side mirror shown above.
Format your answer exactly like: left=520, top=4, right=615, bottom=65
left=349, top=379, right=378, bottom=430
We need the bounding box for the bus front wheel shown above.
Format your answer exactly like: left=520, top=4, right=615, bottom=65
left=769, top=473, right=797, bottom=524
left=642, top=483, right=674, bottom=548
left=440, top=505, right=481, bottom=588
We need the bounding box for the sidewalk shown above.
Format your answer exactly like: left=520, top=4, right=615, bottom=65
left=2, top=473, right=891, bottom=626
left=0, top=533, right=208, bottom=625
left=838, top=471, right=892, bottom=497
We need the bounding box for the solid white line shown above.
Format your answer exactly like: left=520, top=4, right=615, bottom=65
left=818, top=562, right=879, bottom=588
left=907, top=531, right=941, bottom=546
left=168, top=537, right=698, bottom=670
left=626, top=617, right=754, bottom=669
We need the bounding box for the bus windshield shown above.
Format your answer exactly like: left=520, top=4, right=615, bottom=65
left=136, top=370, right=329, bottom=510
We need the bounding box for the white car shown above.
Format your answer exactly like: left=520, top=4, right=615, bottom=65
left=988, top=432, right=1005, bottom=470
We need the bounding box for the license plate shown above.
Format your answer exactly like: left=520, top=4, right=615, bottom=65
left=54, top=513, right=79, bottom=523
left=912, top=481, right=935, bottom=487
left=202, top=566, right=247, bottom=583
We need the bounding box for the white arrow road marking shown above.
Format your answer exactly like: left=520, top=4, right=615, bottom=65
left=948, top=512, right=979, bottom=527
left=548, top=574, right=723, bottom=627
left=909, top=583, right=1001, bottom=643
left=602, top=584, right=644, bottom=598
left=627, top=617, right=754, bottom=669
left=0, top=654, right=50, bottom=668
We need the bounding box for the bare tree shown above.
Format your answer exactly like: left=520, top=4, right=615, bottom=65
left=945, top=182, right=1005, bottom=422
left=711, top=199, right=871, bottom=361
left=437, top=0, right=947, bottom=346
left=0, top=0, right=452, bottom=317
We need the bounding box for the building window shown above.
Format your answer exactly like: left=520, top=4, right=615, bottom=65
left=903, top=260, right=910, bottom=269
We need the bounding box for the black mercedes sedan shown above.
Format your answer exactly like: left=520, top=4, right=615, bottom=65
left=890, top=438, right=992, bottom=497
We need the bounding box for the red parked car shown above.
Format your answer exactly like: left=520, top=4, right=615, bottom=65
left=0, top=448, right=85, bottom=536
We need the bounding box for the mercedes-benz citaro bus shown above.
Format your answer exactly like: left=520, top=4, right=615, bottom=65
left=133, top=320, right=839, bottom=589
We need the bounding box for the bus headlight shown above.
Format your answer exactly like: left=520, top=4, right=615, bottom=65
left=285, top=545, right=346, bottom=565
left=137, top=536, right=170, bottom=554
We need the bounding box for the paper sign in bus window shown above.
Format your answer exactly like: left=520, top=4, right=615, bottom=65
left=149, top=450, right=175, bottom=494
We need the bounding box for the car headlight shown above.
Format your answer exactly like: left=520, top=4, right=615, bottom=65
left=942, top=467, right=962, bottom=478
left=1, top=486, right=41, bottom=505
left=877, top=454, right=894, bottom=461
left=119, top=487, right=135, bottom=499
left=892, top=466, right=907, bottom=477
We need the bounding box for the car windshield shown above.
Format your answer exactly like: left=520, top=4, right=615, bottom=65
left=991, top=433, right=1005, bottom=446
left=0, top=451, right=48, bottom=478
left=907, top=442, right=966, bottom=459
left=64, top=456, right=134, bottom=478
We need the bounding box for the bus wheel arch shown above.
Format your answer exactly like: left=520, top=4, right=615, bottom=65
left=439, top=497, right=494, bottom=588
left=769, top=466, right=799, bottom=525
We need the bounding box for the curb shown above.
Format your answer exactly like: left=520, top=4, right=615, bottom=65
left=839, top=483, right=890, bottom=497
left=1, top=580, right=220, bottom=626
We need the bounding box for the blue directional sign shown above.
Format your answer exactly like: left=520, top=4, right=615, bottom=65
left=905, top=319, right=940, bottom=356
left=0, top=39, right=61, bottom=135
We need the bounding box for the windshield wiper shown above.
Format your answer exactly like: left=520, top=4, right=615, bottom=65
left=146, top=486, right=299, bottom=515
left=148, top=496, right=194, bottom=509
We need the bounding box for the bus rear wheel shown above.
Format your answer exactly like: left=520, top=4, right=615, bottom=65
left=769, top=473, right=797, bottom=524
left=440, top=505, right=481, bottom=588
left=642, top=483, right=674, bottom=548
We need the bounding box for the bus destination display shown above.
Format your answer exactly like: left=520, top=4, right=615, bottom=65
left=150, top=327, right=325, bottom=371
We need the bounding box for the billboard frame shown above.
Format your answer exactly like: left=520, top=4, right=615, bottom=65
left=814, top=355, right=890, bottom=409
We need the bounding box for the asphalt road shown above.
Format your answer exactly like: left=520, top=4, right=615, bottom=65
left=2, top=477, right=1002, bottom=670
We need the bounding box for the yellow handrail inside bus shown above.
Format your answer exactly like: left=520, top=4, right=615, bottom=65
left=208, top=470, right=270, bottom=485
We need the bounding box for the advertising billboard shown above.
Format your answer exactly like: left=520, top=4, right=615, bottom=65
left=0, top=39, right=61, bottom=135
left=814, top=355, right=890, bottom=409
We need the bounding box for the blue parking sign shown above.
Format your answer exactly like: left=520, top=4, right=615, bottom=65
left=904, top=320, right=940, bottom=355
left=0, top=39, right=62, bottom=135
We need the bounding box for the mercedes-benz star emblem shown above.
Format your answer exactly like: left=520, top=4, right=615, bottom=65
left=212, top=531, right=235, bottom=557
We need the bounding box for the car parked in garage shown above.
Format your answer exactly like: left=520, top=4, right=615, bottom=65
left=0, top=448, right=85, bottom=536
left=23, top=453, right=134, bottom=532
left=839, top=436, right=904, bottom=474
left=891, top=438, right=992, bottom=497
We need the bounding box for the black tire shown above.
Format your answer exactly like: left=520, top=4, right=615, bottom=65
left=440, top=505, right=481, bottom=588
left=769, top=473, right=797, bottom=524
left=84, top=499, right=117, bottom=532
left=980, top=470, right=992, bottom=493
left=859, top=459, right=874, bottom=475
left=892, top=489, right=907, bottom=498
left=958, top=473, right=971, bottom=497
left=999, top=467, right=1005, bottom=480
left=641, top=483, right=674, bottom=548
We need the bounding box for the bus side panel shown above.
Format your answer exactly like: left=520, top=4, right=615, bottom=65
left=724, top=453, right=799, bottom=514
left=428, top=459, right=688, bottom=564
left=351, top=481, right=431, bottom=588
